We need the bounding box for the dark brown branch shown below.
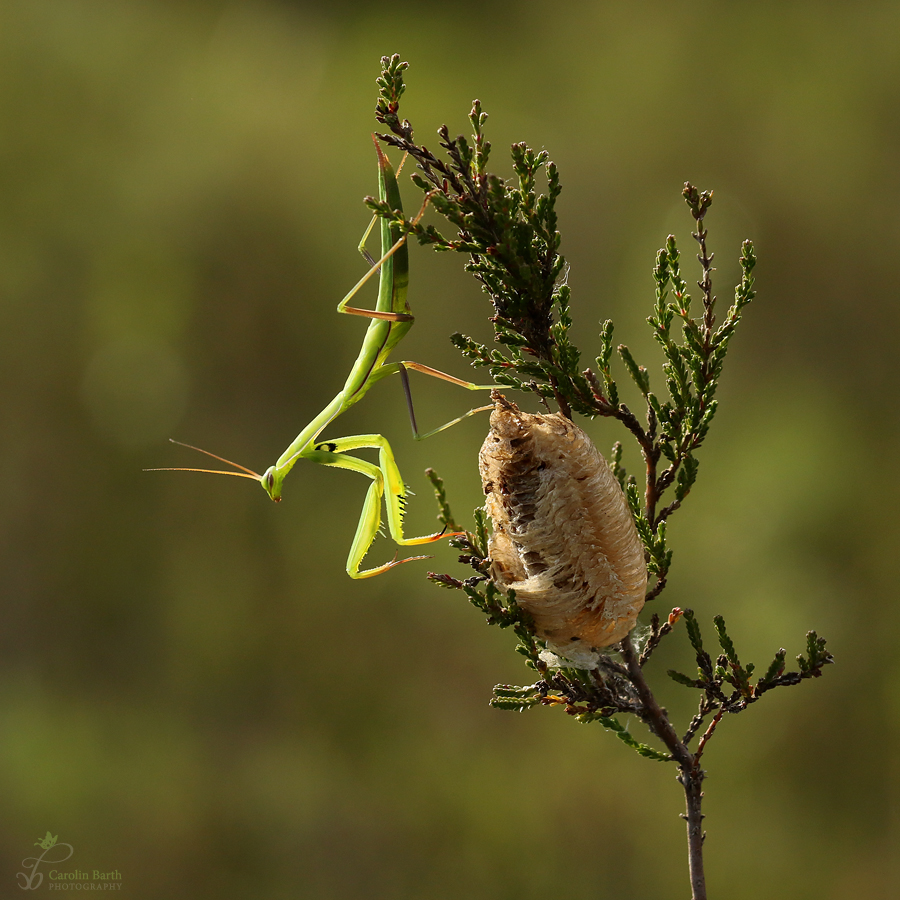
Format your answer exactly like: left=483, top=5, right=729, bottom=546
left=621, top=636, right=707, bottom=900
left=682, top=695, right=720, bottom=747
left=638, top=611, right=676, bottom=666
left=680, top=767, right=708, bottom=900
left=694, top=708, right=724, bottom=764
left=654, top=498, right=682, bottom=527
left=644, top=573, right=669, bottom=603
left=621, top=638, right=690, bottom=763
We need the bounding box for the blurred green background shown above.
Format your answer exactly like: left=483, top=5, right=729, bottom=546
left=0, top=1, right=897, bottom=897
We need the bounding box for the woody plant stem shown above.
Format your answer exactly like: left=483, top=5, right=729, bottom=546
left=619, top=638, right=708, bottom=900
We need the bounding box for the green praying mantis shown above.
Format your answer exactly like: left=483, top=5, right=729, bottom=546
left=151, top=138, right=493, bottom=577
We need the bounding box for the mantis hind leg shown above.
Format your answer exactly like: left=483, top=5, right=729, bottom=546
left=367, top=361, right=494, bottom=441
left=308, top=434, right=460, bottom=579
left=337, top=148, right=434, bottom=325
left=397, top=362, right=495, bottom=439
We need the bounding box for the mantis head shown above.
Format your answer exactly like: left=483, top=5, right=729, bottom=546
left=261, top=466, right=283, bottom=502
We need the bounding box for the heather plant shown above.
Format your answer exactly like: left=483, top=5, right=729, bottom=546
left=366, top=54, right=832, bottom=900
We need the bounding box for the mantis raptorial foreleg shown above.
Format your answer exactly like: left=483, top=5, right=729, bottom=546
left=150, top=137, right=496, bottom=578
left=308, top=433, right=450, bottom=578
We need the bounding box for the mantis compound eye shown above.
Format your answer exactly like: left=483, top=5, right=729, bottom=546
left=479, top=393, right=647, bottom=666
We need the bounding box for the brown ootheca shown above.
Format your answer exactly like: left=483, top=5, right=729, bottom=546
left=479, top=392, right=647, bottom=664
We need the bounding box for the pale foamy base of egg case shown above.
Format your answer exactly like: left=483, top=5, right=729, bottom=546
left=479, top=395, right=647, bottom=665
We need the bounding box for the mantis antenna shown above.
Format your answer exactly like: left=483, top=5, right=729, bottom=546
left=144, top=439, right=262, bottom=482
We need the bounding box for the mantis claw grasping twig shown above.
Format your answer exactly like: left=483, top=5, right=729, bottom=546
left=149, top=137, right=494, bottom=578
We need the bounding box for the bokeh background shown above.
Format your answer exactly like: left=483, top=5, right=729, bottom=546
left=0, top=1, right=897, bottom=897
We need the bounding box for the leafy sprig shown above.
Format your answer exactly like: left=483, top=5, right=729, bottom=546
left=370, top=55, right=757, bottom=607
left=368, top=56, right=829, bottom=900
left=375, top=51, right=826, bottom=735
left=671, top=610, right=833, bottom=746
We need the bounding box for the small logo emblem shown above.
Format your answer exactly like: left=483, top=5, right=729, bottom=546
left=17, top=833, right=74, bottom=890
left=33, top=832, right=58, bottom=851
